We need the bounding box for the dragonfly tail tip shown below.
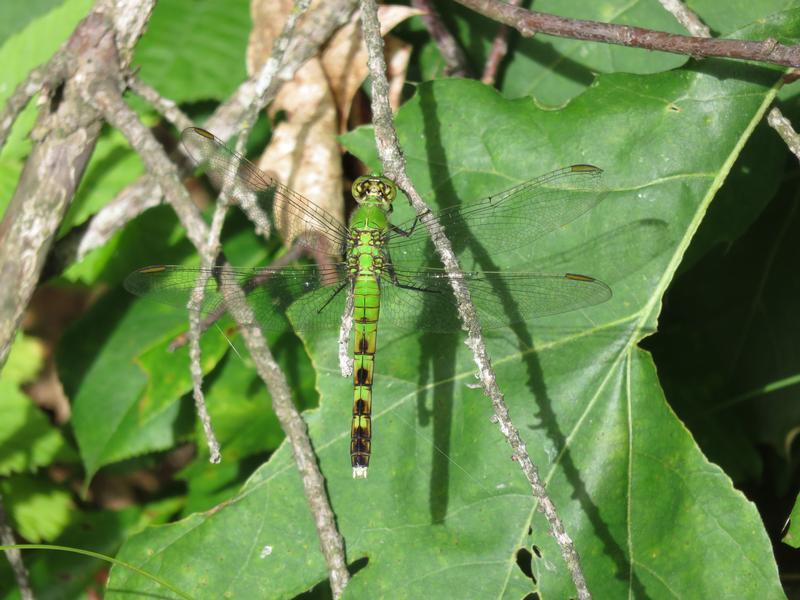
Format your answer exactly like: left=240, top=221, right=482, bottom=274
left=352, top=466, right=368, bottom=479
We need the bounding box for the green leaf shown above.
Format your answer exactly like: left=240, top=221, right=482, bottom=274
left=0, top=334, right=70, bottom=475
left=0, top=475, right=72, bottom=542
left=108, top=8, right=799, bottom=597
left=61, top=287, right=229, bottom=480
left=132, top=0, right=250, bottom=103
left=59, top=125, right=145, bottom=236
left=783, top=492, right=800, bottom=548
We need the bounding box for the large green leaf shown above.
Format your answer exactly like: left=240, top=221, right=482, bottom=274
left=106, top=8, right=800, bottom=597
left=62, top=288, right=228, bottom=480
left=132, top=0, right=250, bottom=103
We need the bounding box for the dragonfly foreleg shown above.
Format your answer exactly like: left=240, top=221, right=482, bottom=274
left=389, top=208, right=430, bottom=238
left=384, top=252, right=440, bottom=294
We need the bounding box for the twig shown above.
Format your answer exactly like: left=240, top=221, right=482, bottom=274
left=339, top=284, right=355, bottom=377
left=0, top=53, right=66, bottom=154
left=768, top=107, right=800, bottom=161
left=411, top=0, right=471, bottom=76
left=657, top=0, right=711, bottom=38
left=84, top=66, right=351, bottom=600
left=184, top=0, right=310, bottom=467
left=127, top=74, right=193, bottom=132
left=456, top=0, right=800, bottom=69
left=359, top=0, right=591, bottom=598
left=0, top=494, right=34, bottom=600
left=481, top=0, right=522, bottom=85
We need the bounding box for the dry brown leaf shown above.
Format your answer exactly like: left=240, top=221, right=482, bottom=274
left=245, top=2, right=420, bottom=248
left=384, top=35, right=413, bottom=113
left=322, top=5, right=421, bottom=131
left=258, top=58, right=343, bottom=246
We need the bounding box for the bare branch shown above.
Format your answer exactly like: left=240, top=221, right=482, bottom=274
left=127, top=75, right=193, bottom=132
left=657, top=0, right=711, bottom=38
left=456, top=0, right=800, bottom=68
left=411, top=0, right=472, bottom=76
left=481, top=0, right=522, bottom=85
left=359, top=0, right=591, bottom=597
left=339, top=284, right=355, bottom=377
left=0, top=494, right=33, bottom=600
left=768, top=107, right=800, bottom=161
left=0, top=54, right=67, bottom=154
left=85, top=74, right=350, bottom=599
left=46, top=177, right=162, bottom=276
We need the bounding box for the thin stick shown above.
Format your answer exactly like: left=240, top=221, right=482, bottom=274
left=184, top=0, right=310, bottom=466
left=411, top=0, right=471, bottom=76
left=85, top=72, right=351, bottom=600
left=0, top=495, right=34, bottom=600
left=0, top=53, right=66, bottom=154
left=127, top=74, right=193, bottom=132
left=456, top=0, right=800, bottom=69
left=339, top=284, right=355, bottom=377
left=657, top=0, right=711, bottom=38
left=481, top=0, right=523, bottom=85
left=768, top=107, right=800, bottom=161
left=359, top=1, right=591, bottom=597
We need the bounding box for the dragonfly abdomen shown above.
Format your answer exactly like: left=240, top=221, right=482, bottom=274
left=351, top=273, right=380, bottom=479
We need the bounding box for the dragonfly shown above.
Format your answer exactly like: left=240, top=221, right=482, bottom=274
left=125, top=127, right=612, bottom=479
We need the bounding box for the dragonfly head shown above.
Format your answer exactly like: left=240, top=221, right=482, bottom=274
left=352, top=174, right=396, bottom=211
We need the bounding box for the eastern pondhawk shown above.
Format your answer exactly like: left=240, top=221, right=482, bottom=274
left=125, top=127, right=612, bottom=478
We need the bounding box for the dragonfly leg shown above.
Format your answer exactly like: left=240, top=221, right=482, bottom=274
left=389, top=209, right=430, bottom=238
left=384, top=253, right=440, bottom=294
left=316, top=279, right=349, bottom=314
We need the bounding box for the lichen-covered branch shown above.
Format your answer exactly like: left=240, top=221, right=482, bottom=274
left=0, top=0, right=154, bottom=368
left=359, top=0, right=591, bottom=597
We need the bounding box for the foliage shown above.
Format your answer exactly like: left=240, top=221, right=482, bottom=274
left=2, top=0, right=800, bottom=598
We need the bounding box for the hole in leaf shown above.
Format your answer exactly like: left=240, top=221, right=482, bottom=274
left=521, top=594, right=540, bottom=600
left=516, top=547, right=535, bottom=581
left=531, top=545, right=542, bottom=558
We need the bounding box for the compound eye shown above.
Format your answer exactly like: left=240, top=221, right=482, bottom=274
left=381, top=182, right=396, bottom=201
left=351, top=177, right=366, bottom=199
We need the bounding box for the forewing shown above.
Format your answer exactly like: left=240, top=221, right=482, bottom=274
left=124, top=263, right=349, bottom=332
left=181, top=127, right=349, bottom=257
left=378, top=268, right=612, bottom=332
left=388, top=165, right=605, bottom=269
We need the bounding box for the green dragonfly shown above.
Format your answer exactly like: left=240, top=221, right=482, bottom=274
left=125, top=127, right=612, bottom=479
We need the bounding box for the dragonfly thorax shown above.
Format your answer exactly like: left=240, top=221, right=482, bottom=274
left=352, top=174, right=396, bottom=211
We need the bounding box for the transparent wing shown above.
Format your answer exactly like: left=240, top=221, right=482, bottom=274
left=388, top=165, right=605, bottom=268
left=378, top=268, right=612, bottom=332
left=124, top=264, right=351, bottom=332
left=181, top=127, right=349, bottom=257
